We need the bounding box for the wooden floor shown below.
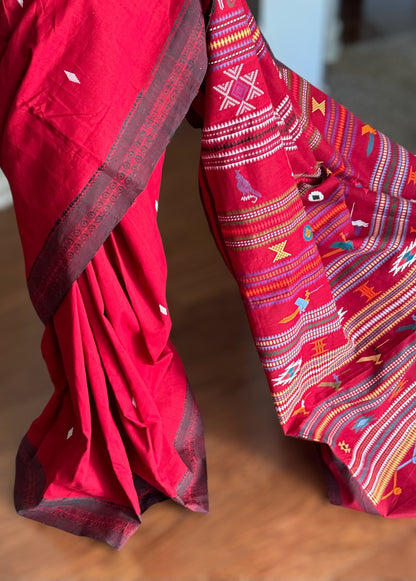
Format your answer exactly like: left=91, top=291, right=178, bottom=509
left=2, top=120, right=416, bottom=580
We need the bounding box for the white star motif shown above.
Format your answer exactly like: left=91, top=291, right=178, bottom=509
left=272, top=359, right=302, bottom=386
left=390, top=239, right=416, bottom=275
left=66, top=427, right=74, bottom=440
left=213, top=65, right=264, bottom=116
left=159, top=304, right=168, bottom=316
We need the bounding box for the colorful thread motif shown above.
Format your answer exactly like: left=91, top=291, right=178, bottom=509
left=352, top=415, right=374, bottom=432
left=381, top=471, right=402, bottom=501
left=390, top=239, right=416, bottom=275
left=293, top=399, right=309, bottom=417
left=338, top=307, right=348, bottom=323
left=280, top=292, right=311, bottom=323
left=396, top=315, right=416, bottom=333
left=312, top=97, right=326, bottom=116
left=272, top=359, right=302, bottom=386
left=352, top=219, right=369, bottom=236
left=389, top=379, right=408, bottom=400
left=235, top=169, right=262, bottom=203
left=319, top=375, right=342, bottom=391
left=303, top=225, right=314, bottom=241
left=312, top=337, right=327, bottom=355
left=357, top=353, right=383, bottom=366
left=322, top=233, right=353, bottom=258
left=408, top=168, right=416, bottom=185
left=279, top=286, right=323, bottom=323
left=362, top=124, right=377, bottom=156
left=213, top=65, right=264, bottom=116
left=338, top=440, right=351, bottom=454
left=353, top=281, right=381, bottom=303
left=397, top=442, right=416, bottom=471
left=269, top=241, right=291, bottom=262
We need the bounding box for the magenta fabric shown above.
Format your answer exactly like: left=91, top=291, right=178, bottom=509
left=14, top=158, right=208, bottom=549
left=1, top=0, right=209, bottom=549
left=198, top=0, right=416, bottom=518
left=3, top=0, right=416, bottom=549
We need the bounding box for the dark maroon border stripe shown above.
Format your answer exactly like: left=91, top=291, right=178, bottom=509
left=28, top=0, right=207, bottom=324
left=173, top=384, right=209, bottom=513
left=14, top=436, right=140, bottom=549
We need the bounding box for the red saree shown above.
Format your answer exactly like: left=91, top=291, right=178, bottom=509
left=198, top=0, right=416, bottom=517
left=1, top=0, right=210, bottom=548
left=2, top=0, right=416, bottom=549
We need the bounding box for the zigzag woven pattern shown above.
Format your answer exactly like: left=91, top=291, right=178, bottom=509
left=199, top=0, right=416, bottom=515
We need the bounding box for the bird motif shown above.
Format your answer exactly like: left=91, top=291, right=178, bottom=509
left=235, top=169, right=262, bottom=204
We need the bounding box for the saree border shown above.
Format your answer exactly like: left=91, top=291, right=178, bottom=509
left=27, top=0, right=207, bottom=324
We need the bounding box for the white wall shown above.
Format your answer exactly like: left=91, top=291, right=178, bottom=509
left=0, top=169, right=12, bottom=210
left=259, top=0, right=336, bottom=89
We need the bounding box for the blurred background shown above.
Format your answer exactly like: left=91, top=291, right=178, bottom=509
left=1, top=1, right=416, bottom=579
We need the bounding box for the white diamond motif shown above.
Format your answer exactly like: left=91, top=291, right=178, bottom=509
left=64, top=70, right=80, bottom=84
left=213, top=64, right=264, bottom=116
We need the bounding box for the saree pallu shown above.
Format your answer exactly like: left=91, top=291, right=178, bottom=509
left=198, top=0, right=416, bottom=516
left=2, top=0, right=416, bottom=549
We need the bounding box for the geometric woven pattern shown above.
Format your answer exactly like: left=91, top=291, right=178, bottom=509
left=200, top=0, right=416, bottom=517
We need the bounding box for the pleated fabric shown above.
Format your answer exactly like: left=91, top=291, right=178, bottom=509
left=15, top=157, right=208, bottom=549
left=1, top=0, right=210, bottom=548
left=4, top=0, right=416, bottom=550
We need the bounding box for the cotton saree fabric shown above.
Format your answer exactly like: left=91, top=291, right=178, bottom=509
left=198, top=1, right=416, bottom=517
left=1, top=0, right=210, bottom=549
left=2, top=0, right=416, bottom=549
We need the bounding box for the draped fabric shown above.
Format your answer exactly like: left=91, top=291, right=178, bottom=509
left=1, top=0, right=210, bottom=549
left=2, top=0, right=416, bottom=549
left=198, top=1, right=416, bottom=517
left=14, top=160, right=209, bottom=549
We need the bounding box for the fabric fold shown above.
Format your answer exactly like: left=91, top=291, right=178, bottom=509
left=2, top=0, right=210, bottom=548
left=197, top=0, right=416, bottom=517
left=5, top=0, right=416, bottom=551
left=14, top=157, right=208, bottom=549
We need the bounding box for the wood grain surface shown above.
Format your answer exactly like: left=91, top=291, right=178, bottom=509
left=1, top=122, right=415, bottom=581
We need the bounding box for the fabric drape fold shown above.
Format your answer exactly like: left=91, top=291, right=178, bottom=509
left=3, top=0, right=416, bottom=549
left=197, top=0, right=416, bottom=517
left=14, top=157, right=208, bottom=549
left=2, top=0, right=209, bottom=549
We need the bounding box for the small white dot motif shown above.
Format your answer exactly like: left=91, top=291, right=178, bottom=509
left=132, top=397, right=137, bottom=408
left=155, top=200, right=159, bottom=212
left=159, top=304, right=168, bottom=316
left=66, top=427, right=74, bottom=440
left=64, top=70, right=80, bottom=84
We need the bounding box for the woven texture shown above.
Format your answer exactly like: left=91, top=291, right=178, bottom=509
left=198, top=0, right=416, bottom=515
left=3, top=0, right=416, bottom=549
